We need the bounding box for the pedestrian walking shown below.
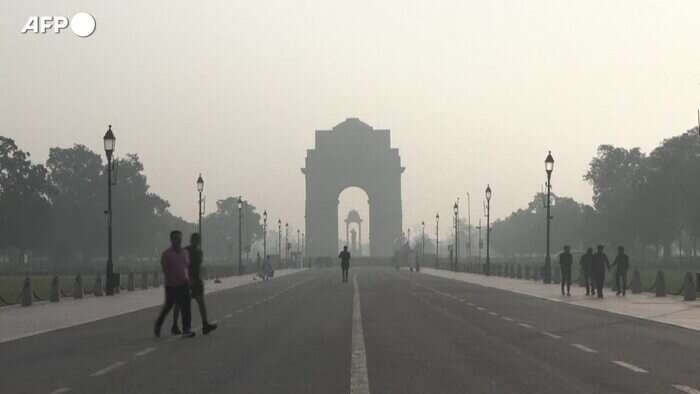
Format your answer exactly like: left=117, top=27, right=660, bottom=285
left=186, top=233, right=217, bottom=334
left=591, top=245, right=610, bottom=299
left=339, top=245, right=351, bottom=283
left=611, top=246, right=629, bottom=296
left=579, top=248, right=594, bottom=296
left=154, top=230, right=194, bottom=338
left=559, top=245, right=573, bottom=296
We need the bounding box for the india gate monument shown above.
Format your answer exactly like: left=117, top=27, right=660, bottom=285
left=302, top=118, right=404, bottom=258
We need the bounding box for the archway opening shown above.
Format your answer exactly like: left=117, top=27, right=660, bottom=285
left=338, top=187, right=370, bottom=257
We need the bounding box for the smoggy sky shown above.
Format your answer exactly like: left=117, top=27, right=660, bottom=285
left=3, top=1, right=700, bottom=240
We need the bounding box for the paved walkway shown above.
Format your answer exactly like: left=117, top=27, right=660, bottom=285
left=421, top=268, right=700, bottom=332
left=0, top=269, right=305, bottom=343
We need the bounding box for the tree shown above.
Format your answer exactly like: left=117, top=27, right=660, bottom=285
left=0, top=137, right=53, bottom=265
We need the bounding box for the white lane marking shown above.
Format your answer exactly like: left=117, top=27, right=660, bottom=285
left=488, top=311, right=499, bottom=316
left=673, top=385, right=700, bottom=394
left=90, top=361, right=127, bottom=377
left=476, top=307, right=486, bottom=311
left=351, top=275, right=371, bottom=394
left=541, top=331, right=562, bottom=339
left=135, top=347, right=156, bottom=357
left=501, top=316, right=514, bottom=322
left=50, top=388, right=72, bottom=394
left=236, top=308, right=245, bottom=313
left=224, top=313, right=233, bottom=319
left=571, top=344, right=597, bottom=353
left=612, top=361, right=648, bottom=373
left=518, top=323, right=534, bottom=329
left=467, top=302, right=475, bottom=306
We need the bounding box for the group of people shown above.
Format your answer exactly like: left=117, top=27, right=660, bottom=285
left=154, top=230, right=218, bottom=338
left=558, top=245, right=630, bottom=298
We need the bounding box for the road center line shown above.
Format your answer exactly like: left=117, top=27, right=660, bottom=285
left=50, top=388, right=72, bottom=394
left=90, top=361, right=127, bottom=377
left=571, top=344, right=597, bottom=353
left=518, top=323, right=534, bottom=329
left=488, top=311, right=499, bottom=316
left=350, top=275, right=371, bottom=394
left=135, top=347, right=156, bottom=357
left=224, top=313, right=233, bottom=319
left=541, top=331, right=562, bottom=339
left=612, top=360, right=648, bottom=373
left=673, top=385, right=700, bottom=394
left=501, top=316, right=514, bottom=322
left=476, top=307, right=486, bottom=311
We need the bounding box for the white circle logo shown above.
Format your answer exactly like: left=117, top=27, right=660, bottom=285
left=70, top=12, right=95, bottom=37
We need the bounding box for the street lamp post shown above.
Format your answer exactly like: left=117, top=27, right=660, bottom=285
left=435, top=213, right=440, bottom=268
left=421, top=221, right=425, bottom=269
left=454, top=202, right=459, bottom=271
left=544, top=151, right=555, bottom=284
left=263, top=210, right=267, bottom=265
left=476, top=218, right=482, bottom=267
left=277, top=219, right=282, bottom=260
left=196, top=174, right=204, bottom=238
left=237, top=197, right=243, bottom=275
left=103, top=125, right=116, bottom=296
left=297, top=228, right=301, bottom=267
left=485, top=185, right=492, bottom=276
left=466, top=192, right=472, bottom=263
left=285, top=222, right=289, bottom=266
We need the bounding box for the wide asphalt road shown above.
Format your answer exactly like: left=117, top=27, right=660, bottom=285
left=2, top=267, right=700, bottom=393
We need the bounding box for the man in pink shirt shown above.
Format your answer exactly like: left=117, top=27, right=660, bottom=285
left=154, top=230, right=195, bottom=338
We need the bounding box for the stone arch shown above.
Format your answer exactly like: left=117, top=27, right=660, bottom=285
left=302, top=118, right=404, bottom=258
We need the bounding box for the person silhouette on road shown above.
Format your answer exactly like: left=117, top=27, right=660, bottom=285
left=611, top=246, right=630, bottom=296
left=591, top=245, right=610, bottom=299
left=559, top=245, right=573, bottom=296
left=339, top=246, right=351, bottom=283
left=579, top=248, right=594, bottom=296
left=154, top=230, right=194, bottom=338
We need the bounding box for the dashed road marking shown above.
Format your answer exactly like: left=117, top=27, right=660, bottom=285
left=518, top=323, right=534, bottom=329
left=91, top=361, right=127, bottom=377
left=224, top=313, right=233, bottom=319
left=135, top=347, right=156, bottom=357
left=50, top=388, right=72, bottom=394
left=488, top=311, right=499, bottom=316
left=571, top=344, right=597, bottom=353
left=673, top=385, right=700, bottom=394
left=350, top=275, right=370, bottom=394
left=467, top=302, right=475, bottom=306
left=541, top=331, right=562, bottom=339
left=612, top=361, right=648, bottom=373
left=501, top=316, right=514, bottom=322
left=476, top=307, right=486, bottom=311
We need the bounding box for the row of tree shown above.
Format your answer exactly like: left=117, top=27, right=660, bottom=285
left=490, top=126, right=700, bottom=260
left=0, top=137, right=264, bottom=272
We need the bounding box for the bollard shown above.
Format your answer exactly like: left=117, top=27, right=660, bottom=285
left=630, top=269, right=642, bottom=294
left=21, top=277, right=32, bottom=307
left=524, top=266, right=531, bottom=280
left=533, top=266, right=540, bottom=281
left=127, top=272, right=135, bottom=291
left=141, top=272, right=149, bottom=290
left=683, top=272, right=697, bottom=301
left=655, top=270, right=666, bottom=297
left=577, top=267, right=585, bottom=287
left=152, top=271, right=160, bottom=288
left=94, top=274, right=104, bottom=297
left=73, top=274, right=84, bottom=299
left=50, top=275, right=60, bottom=302
left=516, top=265, right=522, bottom=279
left=553, top=266, right=561, bottom=284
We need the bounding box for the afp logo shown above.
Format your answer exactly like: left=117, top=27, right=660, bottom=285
left=21, top=12, right=96, bottom=37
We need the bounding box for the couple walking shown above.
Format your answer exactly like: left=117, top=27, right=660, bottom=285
left=154, top=230, right=218, bottom=338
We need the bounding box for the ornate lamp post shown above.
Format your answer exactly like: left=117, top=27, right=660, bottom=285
left=237, top=197, right=243, bottom=275
left=277, top=219, right=282, bottom=258
left=435, top=213, right=440, bottom=268
left=420, top=221, right=425, bottom=272
left=196, top=174, right=204, bottom=236
left=103, top=125, right=116, bottom=295
left=485, top=185, right=492, bottom=276
left=285, top=222, right=289, bottom=266
left=453, top=201, right=459, bottom=271
left=262, top=210, right=267, bottom=263
left=544, top=151, right=555, bottom=284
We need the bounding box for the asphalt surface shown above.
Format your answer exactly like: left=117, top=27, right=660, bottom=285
left=2, top=267, right=700, bottom=393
